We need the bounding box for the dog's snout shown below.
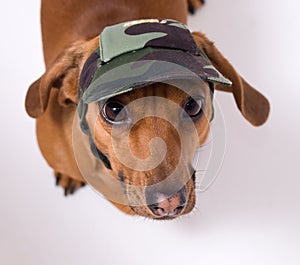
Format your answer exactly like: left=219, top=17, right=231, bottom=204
left=147, top=187, right=187, bottom=218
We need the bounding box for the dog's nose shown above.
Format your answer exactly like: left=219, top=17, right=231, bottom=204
left=147, top=187, right=187, bottom=218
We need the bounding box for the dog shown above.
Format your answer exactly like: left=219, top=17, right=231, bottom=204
left=25, top=0, right=270, bottom=220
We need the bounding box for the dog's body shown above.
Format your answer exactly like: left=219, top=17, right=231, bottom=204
left=26, top=0, right=269, bottom=219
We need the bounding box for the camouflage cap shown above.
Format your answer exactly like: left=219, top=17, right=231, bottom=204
left=78, top=19, right=232, bottom=103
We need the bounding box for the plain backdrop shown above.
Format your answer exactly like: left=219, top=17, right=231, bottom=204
left=1, top=0, right=300, bottom=265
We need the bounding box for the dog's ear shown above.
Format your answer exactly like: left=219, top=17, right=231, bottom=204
left=25, top=41, right=92, bottom=118
left=192, top=32, right=270, bottom=126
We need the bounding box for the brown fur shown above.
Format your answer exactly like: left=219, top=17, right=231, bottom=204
left=25, top=0, right=269, bottom=219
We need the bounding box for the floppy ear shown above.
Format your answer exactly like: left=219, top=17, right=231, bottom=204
left=192, top=32, right=270, bottom=126
left=25, top=42, right=85, bottom=118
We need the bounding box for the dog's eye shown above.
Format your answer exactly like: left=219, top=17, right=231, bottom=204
left=183, top=96, right=204, bottom=118
left=102, top=100, right=128, bottom=123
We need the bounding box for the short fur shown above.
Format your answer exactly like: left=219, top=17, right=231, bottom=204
left=25, top=0, right=270, bottom=219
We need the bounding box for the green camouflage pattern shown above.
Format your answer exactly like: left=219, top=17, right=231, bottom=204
left=100, top=19, right=167, bottom=63
left=79, top=19, right=232, bottom=103
left=83, top=47, right=202, bottom=103
left=99, top=19, right=199, bottom=63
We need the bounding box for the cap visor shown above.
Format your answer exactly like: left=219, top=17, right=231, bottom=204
left=82, top=47, right=232, bottom=103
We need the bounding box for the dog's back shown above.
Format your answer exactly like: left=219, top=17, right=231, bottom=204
left=41, top=0, right=191, bottom=66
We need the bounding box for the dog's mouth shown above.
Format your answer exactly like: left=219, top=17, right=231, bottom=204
left=121, top=171, right=196, bottom=220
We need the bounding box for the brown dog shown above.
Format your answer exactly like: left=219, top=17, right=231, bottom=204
left=25, top=0, right=270, bottom=219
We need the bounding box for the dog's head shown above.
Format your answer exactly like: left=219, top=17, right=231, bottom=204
left=26, top=20, right=269, bottom=220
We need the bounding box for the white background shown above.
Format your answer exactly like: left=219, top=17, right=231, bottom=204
left=1, top=0, right=300, bottom=264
